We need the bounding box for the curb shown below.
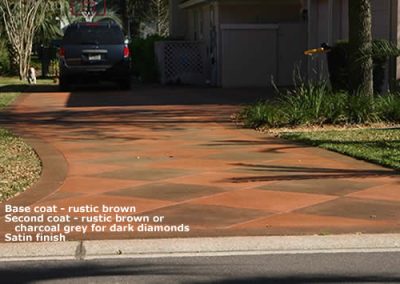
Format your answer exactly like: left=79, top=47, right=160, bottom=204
left=1, top=234, right=400, bottom=262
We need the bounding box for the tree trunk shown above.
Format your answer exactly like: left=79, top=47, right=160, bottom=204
left=120, top=0, right=129, bottom=34
left=0, top=1, right=48, bottom=81
left=6, top=43, right=19, bottom=76
left=348, top=0, right=373, bottom=96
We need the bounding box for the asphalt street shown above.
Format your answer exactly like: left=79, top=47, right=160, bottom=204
left=1, top=252, right=400, bottom=284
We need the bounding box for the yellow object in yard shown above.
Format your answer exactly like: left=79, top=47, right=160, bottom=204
left=304, top=47, right=329, bottom=56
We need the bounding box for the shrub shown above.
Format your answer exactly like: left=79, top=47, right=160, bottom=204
left=327, top=40, right=400, bottom=93
left=323, top=92, right=348, bottom=124
left=345, top=91, right=381, bottom=124
left=130, top=34, right=166, bottom=83
left=280, top=82, right=333, bottom=125
left=326, top=41, right=349, bottom=91
left=276, top=81, right=352, bottom=126
left=239, top=83, right=400, bottom=129
left=49, top=59, right=59, bottom=77
left=239, top=101, right=285, bottom=128
left=376, top=93, right=400, bottom=122
left=241, top=81, right=348, bottom=128
left=0, top=40, right=11, bottom=75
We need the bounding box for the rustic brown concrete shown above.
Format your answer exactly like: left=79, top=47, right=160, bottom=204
left=1, top=85, right=400, bottom=242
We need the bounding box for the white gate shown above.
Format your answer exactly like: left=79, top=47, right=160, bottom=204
left=155, top=41, right=207, bottom=85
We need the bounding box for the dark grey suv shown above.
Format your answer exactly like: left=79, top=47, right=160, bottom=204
left=59, top=22, right=131, bottom=90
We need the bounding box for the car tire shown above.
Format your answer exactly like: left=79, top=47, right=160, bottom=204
left=119, top=78, right=131, bottom=90
left=59, top=76, right=70, bottom=91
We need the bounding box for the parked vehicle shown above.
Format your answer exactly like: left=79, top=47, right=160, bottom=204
left=59, top=22, right=131, bottom=90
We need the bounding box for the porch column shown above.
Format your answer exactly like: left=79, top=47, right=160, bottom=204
left=391, top=0, right=400, bottom=84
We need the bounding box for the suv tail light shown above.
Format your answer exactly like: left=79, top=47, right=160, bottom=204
left=59, top=47, right=65, bottom=57
left=123, top=45, right=130, bottom=58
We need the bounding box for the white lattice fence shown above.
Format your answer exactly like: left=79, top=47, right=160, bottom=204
left=155, top=41, right=207, bottom=85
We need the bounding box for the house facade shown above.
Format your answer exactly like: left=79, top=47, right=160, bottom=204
left=308, top=0, right=398, bottom=89
left=169, top=0, right=400, bottom=89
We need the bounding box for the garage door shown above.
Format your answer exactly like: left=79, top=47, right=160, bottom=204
left=221, top=24, right=278, bottom=87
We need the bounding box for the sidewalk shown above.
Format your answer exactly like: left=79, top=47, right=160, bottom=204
left=1, top=85, right=399, bottom=241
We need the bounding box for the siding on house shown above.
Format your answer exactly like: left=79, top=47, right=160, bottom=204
left=178, top=0, right=307, bottom=87
left=172, top=0, right=400, bottom=87
left=309, top=0, right=396, bottom=87
left=218, top=1, right=301, bottom=24
left=170, top=0, right=187, bottom=37
left=372, top=0, right=391, bottom=40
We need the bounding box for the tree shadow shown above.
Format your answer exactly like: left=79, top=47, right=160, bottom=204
left=1, top=84, right=272, bottom=141
left=197, top=275, right=400, bottom=283
left=0, top=261, right=192, bottom=284
left=224, top=164, right=398, bottom=183
left=0, top=83, right=60, bottom=93
left=1, top=259, right=400, bottom=284
left=66, top=84, right=273, bottom=107
left=0, top=106, right=238, bottom=142
left=282, top=137, right=400, bottom=170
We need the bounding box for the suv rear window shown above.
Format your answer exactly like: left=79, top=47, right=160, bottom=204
left=63, top=25, right=124, bottom=45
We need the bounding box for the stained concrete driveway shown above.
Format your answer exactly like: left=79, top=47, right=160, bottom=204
left=1, top=85, right=400, bottom=241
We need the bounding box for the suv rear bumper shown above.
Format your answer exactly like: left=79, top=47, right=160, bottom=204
left=60, top=60, right=131, bottom=80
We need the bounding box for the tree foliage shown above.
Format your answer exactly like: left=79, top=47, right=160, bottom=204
left=109, top=0, right=169, bottom=37
left=35, top=1, right=70, bottom=45
left=147, top=0, right=169, bottom=36
left=0, top=0, right=50, bottom=80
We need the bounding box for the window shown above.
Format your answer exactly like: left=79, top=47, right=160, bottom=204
left=63, top=26, right=124, bottom=45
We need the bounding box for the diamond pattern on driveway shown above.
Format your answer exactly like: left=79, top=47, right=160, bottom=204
left=192, top=189, right=337, bottom=212
left=40, top=194, right=173, bottom=215
left=56, top=176, right=145, bottom=194
left=145, top=204, right=270, bottom=228
left=2, top=88, right=400, bottom=241
left=95, top=168, right=193, bottom=181
left=256, top=178, right=376, bottom=196
left=347, top=183, right=400, bottom=202
left=106, top=183, right=225, bottom=202
left=229, top=213, right=396, bottom=235
left=297, top=197, right=400, bottom=221
left=207, top=151, right=282, bottom=161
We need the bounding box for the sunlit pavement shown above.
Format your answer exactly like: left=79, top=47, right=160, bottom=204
left=1, top=84, right=400, bottom=241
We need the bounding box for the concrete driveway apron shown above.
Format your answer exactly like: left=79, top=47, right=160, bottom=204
left=1, top=86, right=400, bottom=241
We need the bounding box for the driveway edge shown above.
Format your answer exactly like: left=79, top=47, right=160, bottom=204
left=1, top=234, right=400, bottom=262
left=0, top=92, right=68, bottom=212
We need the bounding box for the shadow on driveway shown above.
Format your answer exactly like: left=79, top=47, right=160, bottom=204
left=65, top=84, right=274, bottom=107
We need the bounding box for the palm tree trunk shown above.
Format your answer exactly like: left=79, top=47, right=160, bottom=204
left=120, top=0, right=128, bottom=34
left=348, top=0, right=373, bottom=96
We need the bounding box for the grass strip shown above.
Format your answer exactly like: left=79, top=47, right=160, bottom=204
left=0, top=77, right=42, bottom=202
left=0, top=129, right=41, bottom=201
left=281, top=129, right=400, bottom=170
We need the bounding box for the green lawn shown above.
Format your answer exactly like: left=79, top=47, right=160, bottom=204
left=0, top=76, right=25, bottom=86
left=0, top=77, right=26, bottom=108
left=0, top=76, right=55, bottom=108
left=0, top=92, right=19, bottom=109
left=0, top=76, right=54, bottom=87
left=281, top=129, right=400, bottom=170
left=0, top=76, right=42, bottom=202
